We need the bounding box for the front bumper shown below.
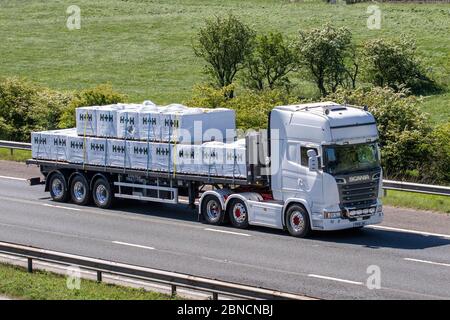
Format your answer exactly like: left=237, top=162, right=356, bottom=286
left=312, top=211, right=384, bottom=231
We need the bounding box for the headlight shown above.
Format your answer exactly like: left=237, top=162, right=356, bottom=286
left=323, top=210, right=341, bottom=219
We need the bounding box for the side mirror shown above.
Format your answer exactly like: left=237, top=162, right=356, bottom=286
left=307, top=149, right=319, bottom=172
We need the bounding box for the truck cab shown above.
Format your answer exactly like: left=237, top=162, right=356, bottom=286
left=269, top=101, right=383, bottom=235
left=200, top=101, right=384, bottom=237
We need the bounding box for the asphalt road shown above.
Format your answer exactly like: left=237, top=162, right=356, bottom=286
left=0, top=161, right=449, bottom=299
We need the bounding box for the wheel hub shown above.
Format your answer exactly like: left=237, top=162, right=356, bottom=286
left=96, top=184, right=108, bottom=205
left=51, top=179, right=63, bottom=197
left=233, top=203, right=246, bottom=223
left=206, top=199, right=220, bottom=221
left=73, top=181, right=85, bottom=200
left=290, top=211, right=305, bottom=233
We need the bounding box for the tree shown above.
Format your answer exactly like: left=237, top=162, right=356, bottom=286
left=362, top=37, right=438, bottom=94
left=193, top=14, right=255, bottom=98
left=243, top=32, right=297, bottom=91
left=0, top=77, right=71, bottom=142
left=296, top=24, right=354, bottom=97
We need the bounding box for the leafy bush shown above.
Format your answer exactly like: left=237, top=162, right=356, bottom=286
left=193, top=14, right=255, bottom=98
left=184, top=84, right=294, bottom=129
left=0, top=78, right=126, bottom=141
left=326, top=87, right=433, bottom=180
left=425, top=123, right=450, bottom=184
left=0, top=77, right=72, bottom=142
left=362, top=37, right=439, bottom=95
left=58, top=84, right=126, bottom=128
left=243, top=32, right=297, bottom=91
left=296, top=24, right=356, bottom=97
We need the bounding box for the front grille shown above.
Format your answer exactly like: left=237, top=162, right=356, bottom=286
left=338, top=179, right=379, bottom=208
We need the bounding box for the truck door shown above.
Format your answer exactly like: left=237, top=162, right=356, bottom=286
left=281, top=142, right=320, bottom=203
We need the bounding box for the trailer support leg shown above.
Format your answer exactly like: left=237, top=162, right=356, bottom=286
left=188, top=182, right=196, bottom=210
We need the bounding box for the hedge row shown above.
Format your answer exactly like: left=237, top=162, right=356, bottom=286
left=0, top=77, right=448, bottom=184
left=0, top=77, right=126, bottom=142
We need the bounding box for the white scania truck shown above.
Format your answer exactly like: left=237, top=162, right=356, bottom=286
left=28, top=102, right=383, bottom=237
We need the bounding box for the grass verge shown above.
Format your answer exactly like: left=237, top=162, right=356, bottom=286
left=384, top=190, right=450, bottom=214
left=0, top=263, right=175, bottom=300
left=0, top=148, right=31, bottom=162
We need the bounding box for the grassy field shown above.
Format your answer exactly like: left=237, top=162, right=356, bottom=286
left=0, top=262, right=174, bottom=300
left=383, top=190, right=450, bottom=214
left=0, top=0, right=449, bottom=122
left=0, top=148, right=31, bottom=162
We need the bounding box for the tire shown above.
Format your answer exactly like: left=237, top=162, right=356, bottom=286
left=49, top=172, right=69, bottom=202
left=70, top=174, right=91, bottom=206
left=92, top=177, right=114, bottom=209
left=227, top=199, right=249, bottom=229
left=285, top=204, right=311, bottom=238
left=201, top=195, right=225, bottom=225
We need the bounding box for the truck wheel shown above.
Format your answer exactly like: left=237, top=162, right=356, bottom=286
left=228, top=199, right=249, bottom=229
left=92, top=178, right=114, bottom=209
left=70, top=174, right=90, bottom=206
left=201, top=195, right=224, bottom=225
left=49, top=172, right=68, bottom=202
left=286, top=204, right=311, bottom=238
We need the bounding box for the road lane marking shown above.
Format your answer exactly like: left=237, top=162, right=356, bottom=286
left=204, top=228, right=251, bottom=237
left=0, top=194, right=208, bottom=232
left=308, top=274, right=363, bottom=286
left=0, top=175, right=27, bottom=181
left=404, top=258, right=450, bottom=268
left=112, top=241, right=155, bottom=250
left=368, top=225, right=450, bottom=239
left=42, top=203, right=81, bottom=211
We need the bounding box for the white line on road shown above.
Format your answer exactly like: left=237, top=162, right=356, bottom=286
left=0, top=175, right=27, bottom=181
left=204, top=228, right=251, bottom=237
left=41, top=203, right=81, bottom=211
left=112, top=241, right=155, bottom=250
left=368, top=225, right=450, bottom=239
left=308, top=274, right=363, bottom=286
left=404, top=258, right=450, bottom=268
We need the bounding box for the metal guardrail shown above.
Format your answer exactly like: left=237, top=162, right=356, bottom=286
left=383, top=180, right=450, bottom=197
left=0, top=140, right=449, bottom=197
left=0, top=140, right=31, bottom=151
left=0, top=241, right=313, bottom=300
left=0, top=140, right=31, bottom=156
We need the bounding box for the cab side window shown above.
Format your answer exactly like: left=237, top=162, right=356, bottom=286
left=300, top=147, right=319, bottom=167
left=287, top=142, right=300, bottom=163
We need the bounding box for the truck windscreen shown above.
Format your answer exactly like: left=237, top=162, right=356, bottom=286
left=323, top=142, right=380, bottom=175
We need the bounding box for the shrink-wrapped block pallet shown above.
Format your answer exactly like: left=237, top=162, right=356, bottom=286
left=76, top=103, right=236, bottom=144
left=31, top=128, right=76, bottom=161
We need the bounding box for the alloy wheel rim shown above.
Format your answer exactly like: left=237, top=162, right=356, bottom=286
left=206, top=199, right=220, bottom=221
left=233, top=203, right=247, bottom=223
left=290, top=211, right=305, bottom=233
left=51, top=178, right=63, bottom=198
left=96, top=184, right=108, bottom=205
left=73, top=181, right=86, bottom=201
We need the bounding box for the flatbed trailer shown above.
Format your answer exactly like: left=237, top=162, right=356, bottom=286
left=27, top=102, right=385, bottom=237
left=26, top=137, right=268, bottom=212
